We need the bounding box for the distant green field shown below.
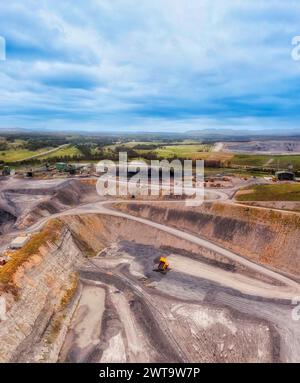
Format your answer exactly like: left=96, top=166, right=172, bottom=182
left=271, top=156, right=300, bottom=170
left=106, top=140, right=202, bottom=150
left=232, top=154, right=271, bottom=167
left=0, top=147, right=53, bottom=162
left=204, top=167, right=268, bottom=177
left=39, top=145, right=82, bottom=160
left=232, top=154, right=300, bottom=170
left=106, top=141, right=160, bottom=150
left=0, top=143, right=83, bottom=162
left=102, top=142, right=234, bottom=166
left=153, top=144, right=212, bottom=159
left=104, top=142, right=214, bottom=160
left=236, top=183, right=300, bottom=201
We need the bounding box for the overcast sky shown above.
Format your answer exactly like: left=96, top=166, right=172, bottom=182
left=0, top=0, right=300, bottom=132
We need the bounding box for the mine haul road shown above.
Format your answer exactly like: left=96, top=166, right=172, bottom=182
left=23, top=198, right=300, bottom=301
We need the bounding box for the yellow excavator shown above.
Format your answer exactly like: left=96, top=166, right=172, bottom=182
left=153, top=256, right=170, bottom=274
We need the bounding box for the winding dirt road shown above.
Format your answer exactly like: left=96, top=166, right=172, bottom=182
left=21, top=194, right=300, bottom=301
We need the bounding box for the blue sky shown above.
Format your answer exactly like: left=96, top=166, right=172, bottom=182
left=0, top=0, right=300, bottom=132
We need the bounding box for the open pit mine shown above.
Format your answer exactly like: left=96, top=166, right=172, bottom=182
left=0, top=177, right=300, bottom=363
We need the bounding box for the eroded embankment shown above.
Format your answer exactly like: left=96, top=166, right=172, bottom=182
left=0, top=219, right=83, bottom=362
left=113, top=202, right=300, bottom=279
left=0, top=179, right=99, bottom=231
left=60, top=213, right=274, bottom=283
left=0, top=208, right=16, bottom=234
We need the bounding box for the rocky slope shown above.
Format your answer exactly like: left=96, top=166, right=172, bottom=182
left=113, top=201, right=300, bottom=280
left=0, top=179, right=98, bottom=231
left=0, top=208, right=16, bottom=234
left=0, top=219, right=83, bottom=362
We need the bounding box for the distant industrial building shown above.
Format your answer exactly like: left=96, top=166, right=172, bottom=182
left=55, top=162, right=68, bottom=172
left=55, top=162, right=77, bottom=174
left=10, top=236, right=29, bottom=249
left=275, top=171, right=295, bottom=181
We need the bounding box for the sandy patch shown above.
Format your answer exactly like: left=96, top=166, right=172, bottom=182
left=59, top=285, right=105, bottom=362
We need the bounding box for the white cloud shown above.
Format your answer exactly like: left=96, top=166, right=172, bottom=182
left=0, top=0, right=300, bottom=131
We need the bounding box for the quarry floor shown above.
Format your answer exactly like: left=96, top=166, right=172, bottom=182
left=59, top=240, right=299, bottom=363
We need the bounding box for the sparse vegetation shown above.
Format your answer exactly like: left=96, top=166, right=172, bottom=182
left=236, top=183, right=300, bottom=201
left=46, top=314, right=66, bottom=344
left=152, top=144, right=212, bottom=159
left=232, top=154, right=300, bottom=170
left=0, top=147, right=53, bottom=162
left=0, top=219, right=63, bottom=288
left=38, top=145, right=82, bottom=160
left=60, top=273, right=79, bottom=308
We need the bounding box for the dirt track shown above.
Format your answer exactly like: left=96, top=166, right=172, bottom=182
left=59, top=239, right=299, bottom=362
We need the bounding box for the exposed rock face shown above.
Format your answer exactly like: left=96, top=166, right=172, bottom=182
left=61, top=214, right=242, bottom=270
left=0, top=179, right=99, bottom=231
left=0, top=208, right=16, bottom=234
left=113, top=202, right=300, bottom=279
left=0, top=225, right=83, bottom=362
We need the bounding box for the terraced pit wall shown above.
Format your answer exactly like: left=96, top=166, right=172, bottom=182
left=0, top=219, right=85, bottom=362
left=2, top=204, right=299, bottom=362
left=0, top=212, right=240, bottom=362
left=113, top=202, right=300, bottom=280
